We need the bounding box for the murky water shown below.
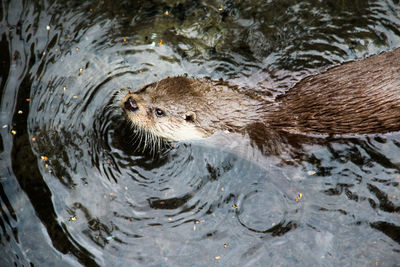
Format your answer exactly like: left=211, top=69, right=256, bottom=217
left=1, top=0, right=400, bottom=266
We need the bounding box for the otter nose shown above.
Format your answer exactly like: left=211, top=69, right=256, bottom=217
left=124, top=97, right=139, bottom=112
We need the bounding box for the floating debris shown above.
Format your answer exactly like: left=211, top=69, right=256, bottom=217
left=307, top=170, right=316, bottom=176
left=296, top=192, right=303, bottom=202
left=105, top=235, right=114, bottom=241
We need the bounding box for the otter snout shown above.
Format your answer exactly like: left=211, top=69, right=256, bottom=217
left=124, top=97, right=139, bottom=112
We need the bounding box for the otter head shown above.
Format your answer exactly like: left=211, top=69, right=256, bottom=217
left=121, top=77, right=212, bottom=142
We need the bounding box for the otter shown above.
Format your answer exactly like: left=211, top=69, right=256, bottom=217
left=121, top=48, right=400, bottom=144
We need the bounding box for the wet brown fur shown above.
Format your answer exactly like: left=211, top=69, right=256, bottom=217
left=268, top=48, right=400, bottom=135
left=122, top=48, right=400, bottom=142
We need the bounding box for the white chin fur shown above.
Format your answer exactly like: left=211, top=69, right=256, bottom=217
left=158, top=124, right=207, bottom=141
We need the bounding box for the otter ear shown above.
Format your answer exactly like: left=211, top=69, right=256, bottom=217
left=184, top=111, right=196, bottom=122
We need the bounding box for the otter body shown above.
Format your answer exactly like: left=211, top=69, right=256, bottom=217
left=121, top=48, right=400, bottom=142
left=270, top=48, right=400, bottom=135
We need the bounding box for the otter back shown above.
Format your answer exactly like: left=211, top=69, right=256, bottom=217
left=269, top=48, right=400, bottom=135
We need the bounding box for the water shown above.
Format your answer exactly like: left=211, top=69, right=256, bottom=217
left=1, top=0, right=400, bottom=266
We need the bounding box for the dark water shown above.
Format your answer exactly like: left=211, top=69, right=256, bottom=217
left=1, top=0, right=400, bottom=266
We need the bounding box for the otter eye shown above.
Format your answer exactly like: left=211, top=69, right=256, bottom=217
left=155, top=108, right=164, bottom=117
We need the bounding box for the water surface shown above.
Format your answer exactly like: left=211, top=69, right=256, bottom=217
left=1, top=0, right=400, bottom=266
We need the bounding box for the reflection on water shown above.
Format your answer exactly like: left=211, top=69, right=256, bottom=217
left=1, top=0, right=400, bottom=266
